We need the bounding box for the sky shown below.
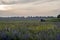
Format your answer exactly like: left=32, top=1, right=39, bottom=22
left=0, top=0, right=60, bottom=17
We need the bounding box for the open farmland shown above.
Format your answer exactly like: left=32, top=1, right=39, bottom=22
left=0, top=20, right=60, bottom=40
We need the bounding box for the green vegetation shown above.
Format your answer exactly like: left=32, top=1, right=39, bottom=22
left=46, top=18, right=60, bottom=22
left=0, top=20, right=60, bottom=40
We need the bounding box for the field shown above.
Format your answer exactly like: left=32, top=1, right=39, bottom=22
left=0, top=20, right=60, bottom=40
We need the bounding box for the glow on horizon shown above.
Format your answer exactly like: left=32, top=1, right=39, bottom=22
left=0, top=5, right=12, bottom=10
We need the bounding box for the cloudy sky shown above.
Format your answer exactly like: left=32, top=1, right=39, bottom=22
left=0, top=0, right=60, bottom=17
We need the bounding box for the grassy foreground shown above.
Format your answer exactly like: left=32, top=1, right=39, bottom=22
left=0, top=20, right=60, bottom=40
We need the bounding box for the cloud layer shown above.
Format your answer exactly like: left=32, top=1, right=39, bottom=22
left=0, top=0, right=39, bottom=4
left=0, top=0, right=60, bottom=17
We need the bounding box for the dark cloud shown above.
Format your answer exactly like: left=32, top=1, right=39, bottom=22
left=0, top=0, right=58, bottom=5
left=0, top=0, right=40, bottom=4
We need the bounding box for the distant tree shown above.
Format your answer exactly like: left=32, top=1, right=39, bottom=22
left=41, top=19, right=45, bottom=22
left=57, top=14, right=60, bottom=18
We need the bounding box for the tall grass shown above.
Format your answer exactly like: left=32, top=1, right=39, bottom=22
left=0, top=21, right=60, bottom=40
